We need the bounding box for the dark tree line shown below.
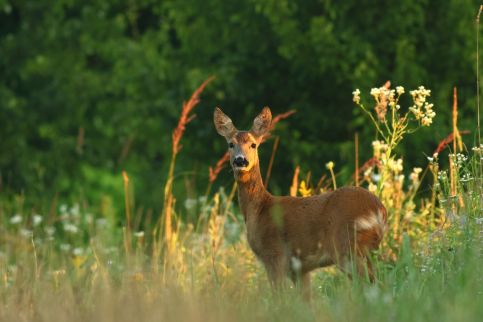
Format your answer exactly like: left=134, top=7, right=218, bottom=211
left=0, top=0, right=479, bottom=209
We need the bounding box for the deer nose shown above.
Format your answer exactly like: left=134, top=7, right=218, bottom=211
left=233, top=156, right=249, bottom=167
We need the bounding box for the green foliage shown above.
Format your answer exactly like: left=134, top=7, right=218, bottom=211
left=0, top=0, right=480, bottom=210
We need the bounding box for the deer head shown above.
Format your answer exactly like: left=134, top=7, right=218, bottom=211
left=214, top=107, right=272, bottom=177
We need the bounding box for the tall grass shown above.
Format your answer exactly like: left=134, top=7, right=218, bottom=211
left=0, top=79, right=481, bottom=321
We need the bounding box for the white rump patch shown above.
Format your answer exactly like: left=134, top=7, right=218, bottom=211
left=355, top=210, right=384, bottom=231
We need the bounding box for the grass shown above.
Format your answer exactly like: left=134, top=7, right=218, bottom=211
left=0, top=81, right=482, bottom=322
left=0, top=194, right=480, bottom=322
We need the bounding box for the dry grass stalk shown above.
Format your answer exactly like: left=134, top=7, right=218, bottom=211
left=355, top=132, right=359, bottom=186
left=209, top=152, right=230, bottom=183
left=172, top=76, right=215, bottom=154
left=452, top=87, right=463, bottom=152
left=450, top=87, right=460, bottom=206
left=289, top=166, right=300, bottom=197
left=264, top=136, right=280, bottom=188
left=122, top=170, right=132, bottom=254
left=267, top=110, right=296, bottom=134
left=434, top=131, right=470, bottom=154
left=163, top=76, right=214, bottom=249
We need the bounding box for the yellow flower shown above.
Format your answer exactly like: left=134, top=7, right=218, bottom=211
left=325, top=161, right=334, bottom=170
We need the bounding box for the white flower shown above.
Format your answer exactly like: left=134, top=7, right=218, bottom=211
left=60, top=244, right=71, bottom=252
left=396, top=86, right=405, bottom=95
left=59, top=204, right=68, bottom=214
left=134, top=231, right=145, bottom=238
left=32, top=214, right=43, bottom=226
left=20, top=229, right=33, bottom=238
left=371, top=173, right=381, bottom=183
left=410, top=170, right=421, bottom=184
left=45, top=226, right=55, bottom=236
left=10, top=214, right=22, bottom=225
left=352, top=89, right=361, bottom=104
left=370, top=88, right=381, bottom=99
left=96, top=218, right=107, bottom=227
left=184, top=198, right=197, bottom=210
left=63, top=223, right=78, bottom=234
left=70, top=204, right=80, bottom=217
left=421, top=116, right=433, bottom=126
left=73, top=248, right=83, bottom=256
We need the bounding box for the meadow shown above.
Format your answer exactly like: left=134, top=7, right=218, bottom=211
left=0, top=80, right=481, bottom=322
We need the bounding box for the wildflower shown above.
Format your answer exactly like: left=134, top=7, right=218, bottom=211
left=409, top=107, right=424, bottom=119
left=63, top=223, right=79, bottom=234
left=421, top=116, right=432, bottom=126
left=73, top=248, right=83, bottom=256
left=370, top=88, right=381, bottom=98
left=60, top=244, right=71, bottom=252
left=51, top=269, right=66, bottom=277
left=85, top=214, right=93, bottom=224
left=352, top=89, right=361, bottom=104
left=134, top=231, right=145, bottom=238
left=363, top=167, right=373, bottom=180
left=298, top=181, right=312, bottom=197
left=10, top=214, right=22, bottom=225
left=388, top=158, right=403, bottom=173
left=409, top=86, right=435, bottom=126
left=396, top=86, right=405, bottom=95
left=32, top=214, right=43, bottom=226
left=389, top=89, right=396, bottom=101
left=368, top=183, right=377, bottom=193
left=45, top=226, right=55, bottom=236
left=20, top=229, right=33, bottom=238
left=326, top=161, right=334, bottom=170
left=59, top=204, right=68, bottom=214
left=410, top=167, right=423, bottom=183
left=96, top=218, right=107, bottom=227
left=70, top=204, right=80, bottom=217
left=371, top=173, right=381, bottom=182
left=372, top=140, right=388, bottom=158
left=184, top=198, right=197, bottom=210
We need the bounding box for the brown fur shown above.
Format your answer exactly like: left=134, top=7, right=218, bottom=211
left=214, top=107, right=387, bottom=298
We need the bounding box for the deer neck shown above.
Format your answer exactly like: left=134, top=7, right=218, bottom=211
left=235, top=162, right=270, bottom=221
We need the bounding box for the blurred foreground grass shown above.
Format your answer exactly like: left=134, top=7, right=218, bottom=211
left=0, top=183, right=481, bottom=322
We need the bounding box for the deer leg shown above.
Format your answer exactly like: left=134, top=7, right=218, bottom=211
left=288, top=266, right=311, bottom=301
left=264, top=256, right=289, bottom=290
left=300, top=272, right=311, bottom=301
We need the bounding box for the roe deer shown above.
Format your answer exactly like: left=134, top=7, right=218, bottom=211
left=213, top=106, right=387, bottom=298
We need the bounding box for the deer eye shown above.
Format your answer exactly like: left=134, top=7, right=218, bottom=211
left=251, top=143, right=257, bottom=149
left=229, top=143, right=234, bottom=148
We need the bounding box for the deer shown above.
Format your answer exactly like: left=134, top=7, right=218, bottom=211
left=213, top=106, right=387, bottom=299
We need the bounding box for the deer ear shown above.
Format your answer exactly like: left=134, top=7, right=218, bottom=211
left=251, top=106, right=272, bottom=138
left=214, top=107, right=237, bottom=139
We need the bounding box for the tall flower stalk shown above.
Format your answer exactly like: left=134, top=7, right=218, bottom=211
left=353, top=83, right=436, bottom=259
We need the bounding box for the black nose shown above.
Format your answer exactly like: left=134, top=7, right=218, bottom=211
left=233, top=157, right=249, bottom=167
